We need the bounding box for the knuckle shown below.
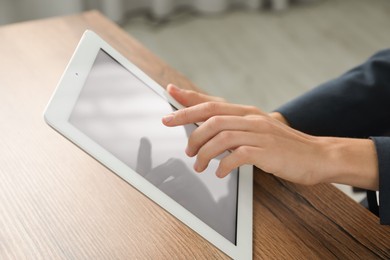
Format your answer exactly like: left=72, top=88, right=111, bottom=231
left=235, top=146, right=251, bottom=159
left=208, top=116, right=222, bottom=131
left=179, top=108, right=190, bottom=122
left=183, top=108, right=190, bottom=119
left=253, top=116, right=272, bottom=131
left=215, top=97, right=226, bottom=103
left=217, top=131, right=234, bottom=142
left=246, top=105, right=261, bottom=115
left=204, top=102, right=219, bottom=114
left=252, top=116, right=265, bottom=126
left=188, top=89, right=200, bottom=99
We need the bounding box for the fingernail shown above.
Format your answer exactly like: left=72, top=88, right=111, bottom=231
left=194, top=160, right=201, bottom=172
left=185, top=146, right=193, bottom=157
left=169, top=84, right=181, bottom=92
left=162, top=114, right=174, bottom=123
left=216, top=169, right=224, bottom=178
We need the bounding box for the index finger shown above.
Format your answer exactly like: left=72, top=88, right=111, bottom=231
left=167, top=84, right=225, bottom=107
left=162, top=101, right=262, bottom=126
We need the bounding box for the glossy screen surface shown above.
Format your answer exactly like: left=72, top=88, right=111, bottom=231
left=69, top=50, right=238, bottom=243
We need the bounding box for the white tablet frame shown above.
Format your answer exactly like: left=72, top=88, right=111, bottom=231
left=44, top=30, right=253, bottom=260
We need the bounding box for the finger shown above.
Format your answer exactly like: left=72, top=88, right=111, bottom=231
left=167, top=84, right=225, bottom=107
left=187, top=115, right=270, bottom=156
left=216, top=146, right=261, bottom=178
left=162, top=101, right=262, bottom=126
left=194, top=131, right=262, bottom=173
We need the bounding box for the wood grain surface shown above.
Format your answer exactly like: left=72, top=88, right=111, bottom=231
left=0, top=11, right=389, bottom=259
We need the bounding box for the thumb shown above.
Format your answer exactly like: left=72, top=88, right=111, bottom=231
left=167, top=84, right=225, bottom=107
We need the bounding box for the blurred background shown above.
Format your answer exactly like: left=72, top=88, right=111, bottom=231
left=2, top=0, right=389, bottom=202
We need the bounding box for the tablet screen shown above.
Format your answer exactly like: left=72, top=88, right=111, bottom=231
left=69, top=50, right=238, bottom=243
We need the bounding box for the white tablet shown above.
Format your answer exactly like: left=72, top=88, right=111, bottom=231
left=44, top=30, right=253, bottom=259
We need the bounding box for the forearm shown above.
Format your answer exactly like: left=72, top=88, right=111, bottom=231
left=317, top=137, right=379, bottom=190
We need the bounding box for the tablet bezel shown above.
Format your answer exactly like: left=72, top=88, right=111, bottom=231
left=44, top=30, right=253, bottom=260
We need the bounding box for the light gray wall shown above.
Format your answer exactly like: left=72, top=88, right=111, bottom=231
left=0, top=0, right=299, bottom=26
left=0, top=0, right=16, bottom=25
left=0, top=0, right=84, bottom=25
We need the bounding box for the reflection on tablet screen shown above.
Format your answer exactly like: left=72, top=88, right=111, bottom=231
left=69, top=50, right=239, bottom=244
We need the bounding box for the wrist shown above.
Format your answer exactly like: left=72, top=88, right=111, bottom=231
left=318, top=137, right=379, bottom=190
left=269, top=112, right=289, bottom=126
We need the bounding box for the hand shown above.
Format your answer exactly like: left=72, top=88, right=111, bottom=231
left=163, top=85, right=325, bottom=185
left=162, top=84, right=379, bottom=190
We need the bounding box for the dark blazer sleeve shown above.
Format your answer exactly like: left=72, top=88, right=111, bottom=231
left=274, top=49, right=390, bottom=225
left=371, top=137, right=390, bottom=225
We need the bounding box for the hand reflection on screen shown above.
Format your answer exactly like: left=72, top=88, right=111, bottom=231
left=136, top=137, right=215, bottom=208
left=135, top=137, right=236, bottom=241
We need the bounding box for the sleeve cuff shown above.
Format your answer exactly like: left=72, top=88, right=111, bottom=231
left=371, top=137, right=390, bottom=225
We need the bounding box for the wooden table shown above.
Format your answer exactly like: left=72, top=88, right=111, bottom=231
left=0, top=11, right=389, bottom=259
